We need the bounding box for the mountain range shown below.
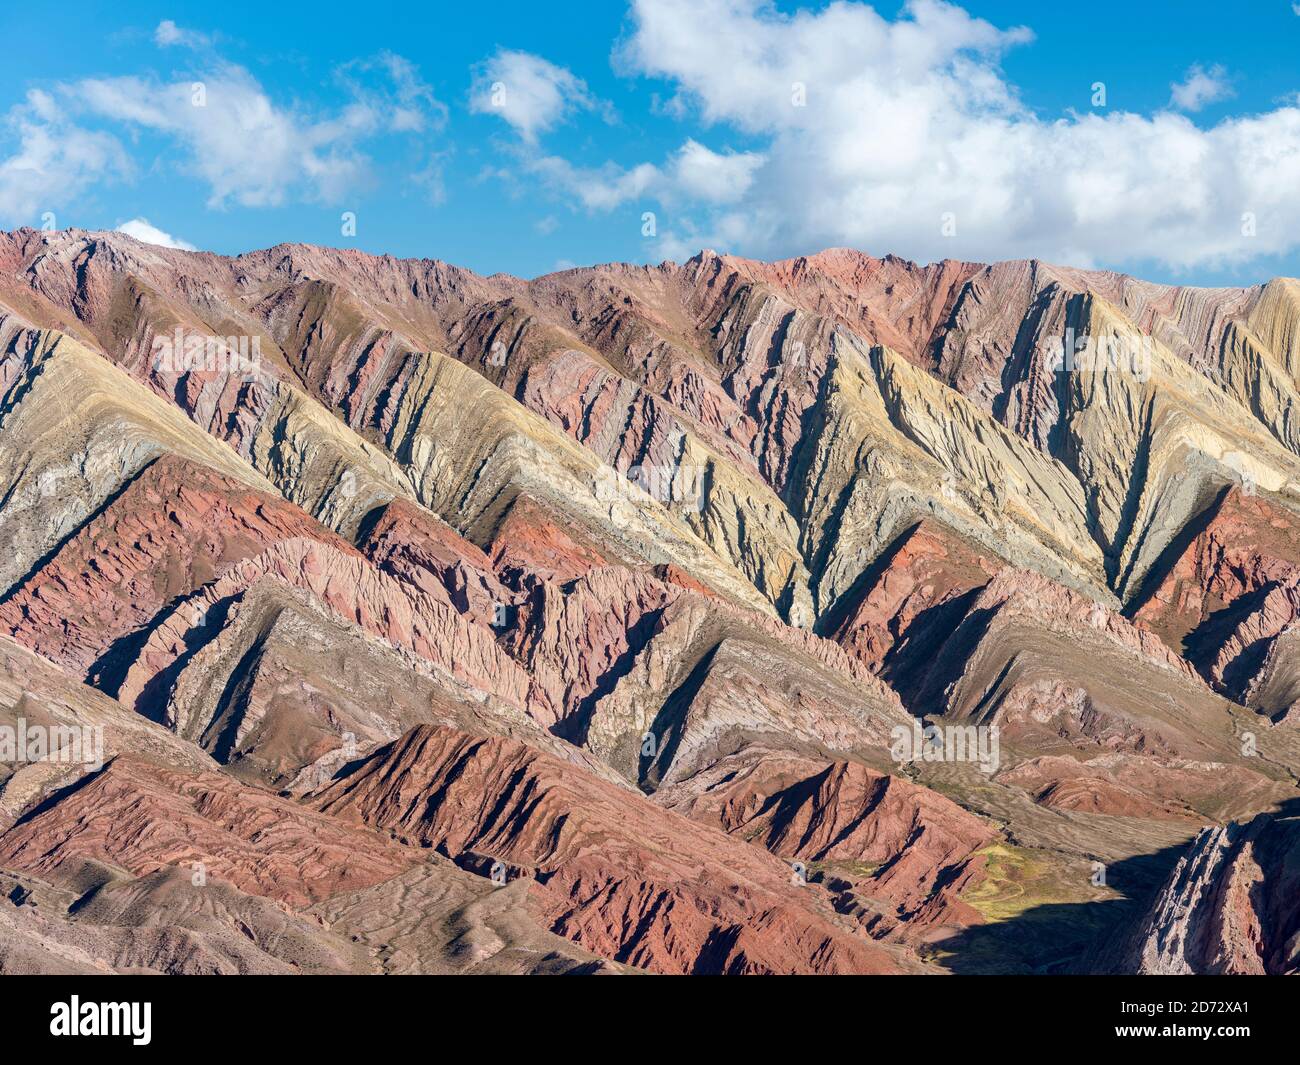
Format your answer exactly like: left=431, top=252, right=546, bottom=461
left=2, top=227, right=1299, bottom=974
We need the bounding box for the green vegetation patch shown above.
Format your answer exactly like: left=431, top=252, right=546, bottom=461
left=960, top=842, right=1114, bottom=922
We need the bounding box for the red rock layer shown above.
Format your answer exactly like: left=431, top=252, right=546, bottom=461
left=651, top=563, right=720, bottom=599
left=505, top=564, right=903, bottom=735
left=0, top=453, right=353, bottom=672
left=995, top=753, right=1281, bottom=822
left=115, top=537, right=533, bottom=717
left=359, top=497, right=507, bottom=626
left=489, top=493, right=613, bottom=586
left=657, top=752, right=995, bottom=938
left=703, top=248, right=980, bottom=368
left=1133, top=486, right=1300, bottom=655
left=502, top=566, right=678, bottom=731
left=309, top=725, right=907, bottom=974
left=828, top=520, right=997, bottom=673
left=0, top=756, right=415, bottom=908
left=1205, top=582, right=1300, bottom=692
left=965, top=568, right=1198, bottom=680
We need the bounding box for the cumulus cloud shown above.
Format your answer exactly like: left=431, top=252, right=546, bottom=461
left=1170, top=64, right=1233, bottom=112
left=669, top=139, right=765, bottom=203
left=527, top=154, right=660, bottom=210
left=58, top=46, right=442, bottom=209
left=593, top=0, right=1300, bottom=271
left=69, top=66, right=375, bottom=207
left=0, top=90, right=130, bottom=226
left=0, top=29, right=444, bottom=220
left=470, top=49, right=603, bottom=143
left=473, top=52, right=766, bottom=213
left=114, top=217, right=197, bottom=250
left=522, top=139, right=763, bottom=214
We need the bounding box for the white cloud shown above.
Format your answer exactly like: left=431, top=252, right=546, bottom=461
left=471, top=49, right=745, bottom=212
left=669, top=139, right=764, bottom=203
left=69, top=66, right=371, bottom=207
left=0, top=90, right=130, bottom=226
left=1170, top=64, right=1233, bottom=112
left=520, top=138, right=762, bottom=214
left=597, top=0, right=1300, bottom=270
left=52, top=51, right=442, bottom=209
left=114, top=217, right=197, bottom=250
left=470, top=50, right=602, bottom=143
left=0, top=33, right=444, bottom=220
left=339, top=51, right=447, bottom=134
left=153, top=20, right=210, bottom=49
left=528, top=154, right=661, bottom=211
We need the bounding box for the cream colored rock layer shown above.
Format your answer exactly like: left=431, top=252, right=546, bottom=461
left=1063, top=296, right=1300, bottom=600
left=378, top=349, right=778, bottom=614
left=0, top=316, right=276, bottom=596
left=797, top=331, right=1109, bottom=615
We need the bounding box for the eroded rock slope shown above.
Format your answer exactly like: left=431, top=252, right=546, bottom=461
left=4, top=229, right=1300, bottom=974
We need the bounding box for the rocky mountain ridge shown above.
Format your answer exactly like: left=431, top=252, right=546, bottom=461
left=2, top=228, right=1299, bottom=974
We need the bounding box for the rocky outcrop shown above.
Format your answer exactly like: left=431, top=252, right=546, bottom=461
left=1128, top=485, right=1300, bottom=716
left=1132, top=485, right=1300, bottom=654
left=794, top=335, right=1109, bottom=619
left=0, top=317, right=276, bottom=597
left=488, top=492, right=617, bottom=585
left=914, top=569, right=1279, bottom=797
left=359, top=496, right=508, bottom=626
left=998, top=753, right=1282, bottom=823
left=1124, top=810, right=1300, bottom=975
left=1238, top=623, right=1300, bottom=724
left=500, top=563, right=908, bottom=779
left=303, top=863, right=623, bottom=975
left=0, top=636, right=217, bottom=828
left=151, top=577, right=610, bottom=791
left=826, top=519, right=996, bottom=677
left=700, top=248, right=979, bottom=370
left=154, top=580, right=486, bottom=789
left=112, top=536, right=534, bottom=721
left=0, top=865, right=370, bottom=975
left=1055, top=298, right=1300, bottom=603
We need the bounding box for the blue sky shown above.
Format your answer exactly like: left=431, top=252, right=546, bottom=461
left=2, top=1, right=1300, bottom=284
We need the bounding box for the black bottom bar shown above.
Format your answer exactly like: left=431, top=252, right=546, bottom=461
left=0, top=974, right=1278, bottom=1053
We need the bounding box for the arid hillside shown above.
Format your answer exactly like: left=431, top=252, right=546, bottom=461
left=2, top=228, right=1299, bottom=974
